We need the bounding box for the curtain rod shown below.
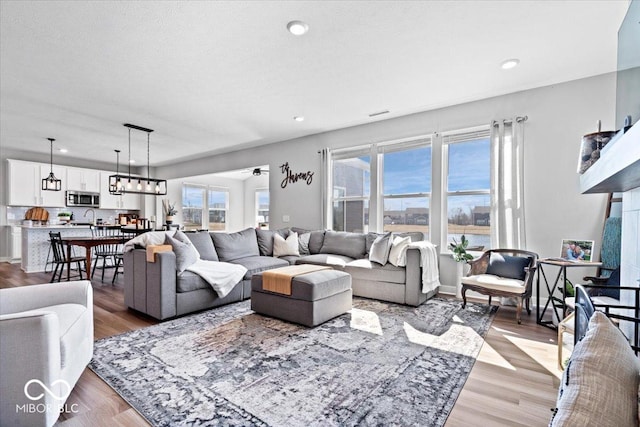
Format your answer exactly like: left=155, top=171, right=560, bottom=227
left=493, top=116, right=528, bottom=126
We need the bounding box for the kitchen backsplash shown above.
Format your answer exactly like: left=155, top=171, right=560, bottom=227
left=6, top=206, right=138, bottom=226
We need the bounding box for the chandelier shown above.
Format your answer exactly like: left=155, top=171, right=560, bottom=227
left=108, top=123, right=167, bottom=195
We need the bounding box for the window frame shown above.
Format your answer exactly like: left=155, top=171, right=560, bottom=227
left=440, top=125, right=491, bottom=251
left=181, top=183, right=230, bottom=231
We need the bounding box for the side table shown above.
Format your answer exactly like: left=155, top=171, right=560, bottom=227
left=536, top=259, right=601, bottom=329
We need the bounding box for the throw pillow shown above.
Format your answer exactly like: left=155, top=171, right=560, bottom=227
left=164, top=233, right=199, bottom=274
left=184, top=230, right=217, bottom=261
left=486, top=253, right=530, bottom=280
left=369, top=232, right=392, bottom=265
left=388, top=236, right=411, bottom=267
left=298, top=232, right=311, bottom=256
left=551, top=311, right=640, bottom=426
left=273, top=232, right=300, bottom=257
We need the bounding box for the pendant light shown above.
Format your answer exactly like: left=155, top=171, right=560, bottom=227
left=108, top=149, right=123, bottom=194
left=42, top=138, right=62, bottom=191
left=108, top=123, right=167, bottom=195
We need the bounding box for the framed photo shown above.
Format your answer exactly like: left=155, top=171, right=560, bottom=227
left=561, top=239, right=595, bottom=262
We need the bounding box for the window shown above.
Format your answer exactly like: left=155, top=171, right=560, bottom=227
left=381, top=142, right=431, bottom=234
left=182, top=185, right=204, bottom=230
left=443, top=127, right=491, bottom=250
left=331, top=151, right=370, bottom=232
left=330, top=138, right=431, bottom=235
left=208, top=188, right=228, bottom=231
left=182, top=184, right=229, bottom=231
left=327, top=126, right=493, bottom=250
left=255, top=189, right=269, bottom=228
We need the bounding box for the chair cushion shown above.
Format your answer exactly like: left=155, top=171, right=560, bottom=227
left=485, top=253, right=530, bottom=280
left=184, top=231, right=218, bottom=261
left=551, top=311, right=640, bottom=427
left=176, top=271, right=211, bottom=293
left=461, top=274, right=525, bottom=294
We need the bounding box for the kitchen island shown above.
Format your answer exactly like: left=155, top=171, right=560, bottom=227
left=21, top=225, right=91, bottom=273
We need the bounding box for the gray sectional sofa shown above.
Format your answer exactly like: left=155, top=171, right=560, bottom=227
left=124, top=227, right=437, bottom=320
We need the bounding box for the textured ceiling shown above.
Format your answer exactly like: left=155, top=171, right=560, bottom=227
left=0, top=1, right=630, bottom=167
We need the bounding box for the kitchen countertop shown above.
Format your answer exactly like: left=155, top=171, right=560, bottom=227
left=21, top=224, right=91, bottom=229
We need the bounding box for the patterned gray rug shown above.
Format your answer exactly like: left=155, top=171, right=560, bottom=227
left=89, top=297, right=497, bottom=427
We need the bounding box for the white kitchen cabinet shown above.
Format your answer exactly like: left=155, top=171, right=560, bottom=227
left=7, top=159, right=66, bottom=207
left=99, top=171, right=141, bottom=210
left=66, top=167, right=100, bottom=192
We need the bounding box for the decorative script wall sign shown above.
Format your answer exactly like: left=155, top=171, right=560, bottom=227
left=280, top=162, right=314, bottom=189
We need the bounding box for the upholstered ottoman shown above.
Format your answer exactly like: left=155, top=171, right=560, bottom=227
left=251, top=266, right=352, bottom=327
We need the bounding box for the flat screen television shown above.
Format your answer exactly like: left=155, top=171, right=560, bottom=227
left=616, top=0, right=640, bottom=130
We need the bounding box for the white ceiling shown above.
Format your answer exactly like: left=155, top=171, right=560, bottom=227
left=0, top=1, right=630, bottom=167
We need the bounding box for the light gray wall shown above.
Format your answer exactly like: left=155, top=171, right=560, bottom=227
left=156, top=72, right=616, bottom=295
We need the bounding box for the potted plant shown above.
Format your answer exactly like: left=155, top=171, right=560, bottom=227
left=162, top=199, right=177, bottom=224
left=449, top=235, right=474, bottom=298
left=57, top=212, right=72, bottom=224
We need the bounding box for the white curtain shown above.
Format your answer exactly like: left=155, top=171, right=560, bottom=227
left=320, top=148, right=332, bottom=230
left=490, top=117, right=527, bottom=249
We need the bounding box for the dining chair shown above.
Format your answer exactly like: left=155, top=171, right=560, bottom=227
left=49, top=231, right=86, bottom=282
left=90, top=225, right=123, bottom=281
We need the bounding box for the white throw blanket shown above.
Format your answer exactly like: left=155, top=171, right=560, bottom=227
left=396, top=241, right=441, bottom=294
left=123, top=231, right=176, bottom=252
left=186, top=259, right=247, bottom=299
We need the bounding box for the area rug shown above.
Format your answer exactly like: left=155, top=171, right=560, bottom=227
left=89, top=297, right=497, bottom=426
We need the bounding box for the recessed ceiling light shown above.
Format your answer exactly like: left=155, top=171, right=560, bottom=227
left=293, top=116, right=305, bottom=122
left=287, top=21, right=309, bottom=36
left=501, top=58, right=520, bottom=70
left=59, top=148, right=68, bottom=153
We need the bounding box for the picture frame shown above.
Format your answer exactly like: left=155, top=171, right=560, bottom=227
left=560, top=239, right=596, bottom=262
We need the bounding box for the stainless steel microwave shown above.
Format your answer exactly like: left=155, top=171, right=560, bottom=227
left=65, top=191, right=100, bottom=207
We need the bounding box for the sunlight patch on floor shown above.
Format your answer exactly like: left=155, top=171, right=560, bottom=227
left=403, top=321, right=484, bottom=357
left=504, top=334, right=563, bottom=379
left=349, top=308, right=383, bottom=335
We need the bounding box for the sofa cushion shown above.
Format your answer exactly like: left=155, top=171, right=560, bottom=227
left=551, top=311, right=640, bottom=427
left=365, top=232, right=381, bottom=254
left=296, top=254, right=354, bottom=268
left=212, top=228, right=260, bottom=261
left=368, top=232, right=392, bottom=265
left=229, top=256, right=289, bottom=280
left=278, top=255, right=301, bottom=265
left=486, top=253, right=530, bottom=280
left=165, top=233, right=199, bottom=274
left=320, top=231, right=366, bottom=259
left=255, top=229, right=291, bottom=256
left=176, top=271, right=211, bottom=293
left=345, top=259, right=406, bottom=284
left=184, top=230, right=218, bottom=261
left=461, top=274, right=524, bottom=294
left=273, top=232, right=300, bottom=257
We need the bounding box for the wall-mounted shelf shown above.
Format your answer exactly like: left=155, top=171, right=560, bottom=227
left=580, top=122, right=640, bottom=194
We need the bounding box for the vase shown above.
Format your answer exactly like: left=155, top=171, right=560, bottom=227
left=166, top=215, right=173, bottom=224
left=455, top=262, right=464, bottom=299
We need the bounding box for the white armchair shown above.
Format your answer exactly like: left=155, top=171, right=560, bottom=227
left=0, top=281, right=94, bottom=427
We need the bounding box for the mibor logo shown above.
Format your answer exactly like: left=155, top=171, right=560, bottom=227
left=24, top=379, right=71, bottom=401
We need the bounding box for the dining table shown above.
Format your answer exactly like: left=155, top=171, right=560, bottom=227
left=61, top=235, right=125, bottom=282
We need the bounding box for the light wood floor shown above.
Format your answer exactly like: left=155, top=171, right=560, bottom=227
left=0, top=262, right=562, bottom=427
